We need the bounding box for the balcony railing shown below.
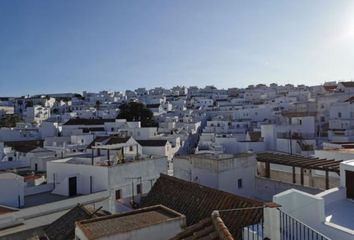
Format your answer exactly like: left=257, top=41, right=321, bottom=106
left=242, top=208, right=332, bottom=240
left=279, top=210, right=331, bottom=240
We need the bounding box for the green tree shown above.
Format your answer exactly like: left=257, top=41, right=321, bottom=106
left=117, top=102, right=157, bottom=127
left=0, top=114, right=23, bottom=128
left=52, top=108, right=59, bottom=114
left=25, top=100, right=33, bottom=108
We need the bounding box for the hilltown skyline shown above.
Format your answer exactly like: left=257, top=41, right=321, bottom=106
left=2, top=1, right=354, bottom=96
left=2, top=80, right=353, bottom=97
left=1, top=1, right=354, bottom=239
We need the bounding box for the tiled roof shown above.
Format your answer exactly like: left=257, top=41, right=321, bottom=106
left=146, top=104, right=161, bottom=108
left=141, top=174, right=264, bottom=239
left=80, top=127, right=105, bottom=133
left=106, top=136, right=131, bottom=145
left=323, top=85, right=337, bottom=92
left=76, top=205, right=184, bottom=240
left=137, top=139, right=167, bottom=147
left=5, top=140, right=44, bottom=153
left=248, top=131, right=262, bottom=142
left=63, top=118, right=115, bottom=126
left=281, top=111, right=316, bottom=118
left=171, top=218, right=218, bottom=240
left=340, top=81, right=354, bottom=88
left=44, top=204, right=97, bottom=240
left=0, top=205, right=18, bottom=216
left=344, top=96, right=354, bottom=103
left=170, top=211, right=233, bottom=240
left=87, top=136, right=130, bottom=149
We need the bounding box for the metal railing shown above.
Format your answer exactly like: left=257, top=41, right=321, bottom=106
left=279, top=210, right=331, bottom=240
left=243, top=219, right=265, bottom=240
left=241, top=208, right=331, bottom=240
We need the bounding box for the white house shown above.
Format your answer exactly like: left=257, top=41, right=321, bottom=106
left=328, top=100, right=354, bottom=143
left=173, top=153, right=256, bottom=198
left=137, top=140, right=173, bottom=160
left=47, top=145, right=167, bottom=213
left=273, top=160, right=354, bottom=240
left=0, top=173, right=24, bottom=208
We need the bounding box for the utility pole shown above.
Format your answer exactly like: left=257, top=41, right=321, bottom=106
left=289, top=130, right=293, bottom=155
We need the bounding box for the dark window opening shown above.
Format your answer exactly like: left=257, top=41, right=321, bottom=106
left=115, top=189, right=121, bottom=200
left=137, top=183, right=142, bottom=194
left=237, top=178, right=243, bottom=189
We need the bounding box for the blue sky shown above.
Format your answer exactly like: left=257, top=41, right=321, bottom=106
left=1, top=1, right=354, bottom=96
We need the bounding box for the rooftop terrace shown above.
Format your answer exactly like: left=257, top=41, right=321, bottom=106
left=76, top=205, right=184, bottom=239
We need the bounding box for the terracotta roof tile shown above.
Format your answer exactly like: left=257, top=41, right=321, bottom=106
left=141, top=174, right=263, bottom=239
left=5, top=140, right=44, bottom=153
left=87, top=136, right=130, bottom=149
left=340, top=81, right=354, bottom=88
left=137, top=140, right=168, bottom=146
left=44, top=204, right=95, bottom=240
left=63, top=118, right=115, bottom=126
left=77, top=205, right=183, bottom=240
left=281, top=111, right=316, bottom=118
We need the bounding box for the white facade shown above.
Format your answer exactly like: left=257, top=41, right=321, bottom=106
left=0, top=173, right=24, bottom=208
left=174, top=153, right=256, bottom=198
left=47, top=155, right=167, bottom=213
left=273, top=160, right=354, bottom=240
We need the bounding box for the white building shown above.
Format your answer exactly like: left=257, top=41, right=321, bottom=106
left=0, top=173, right=24, bottom=208
left=174, top=153, right=256, bottom=198
left=23, top=105, right=51, bottom=125
left=328, top=100, right=354, bottom=142
left=273, top=160, right=354, bottom=240
left=47, top=146, right=167, bottom=213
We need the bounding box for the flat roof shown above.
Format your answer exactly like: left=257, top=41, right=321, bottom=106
left=52, top=155, right=164, bottom=167
left=77, top=205, right=183, bottom=239
left=342, top=160, right=354, bottom=167
left=325, top=199, right=354, bottom=233
left=0, top=172, right=21, bottom=180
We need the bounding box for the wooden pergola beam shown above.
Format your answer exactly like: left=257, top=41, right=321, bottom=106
left=256, top=153, right=341, bottom=173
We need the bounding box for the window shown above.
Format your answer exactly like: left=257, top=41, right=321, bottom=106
left=237, top=178, right=243, bottom=189
left=115, top=189, right=121, bottom=200
left=338, top=112, right=342, bottom=118
left=129, top=146, right=133, bottom=152
left=136, top=184, right=142, bottom=194
left=321, top=116, right=325, bottom=122
left=299, top=120, right=302, bottom=125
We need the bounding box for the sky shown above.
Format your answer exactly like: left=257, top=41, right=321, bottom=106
left=1, top=0, right=354, bottom=96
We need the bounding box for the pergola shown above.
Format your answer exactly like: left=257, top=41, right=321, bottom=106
left=91, top=143, right=140, bottom=166
left=256, top=152, right=342, bottom=189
